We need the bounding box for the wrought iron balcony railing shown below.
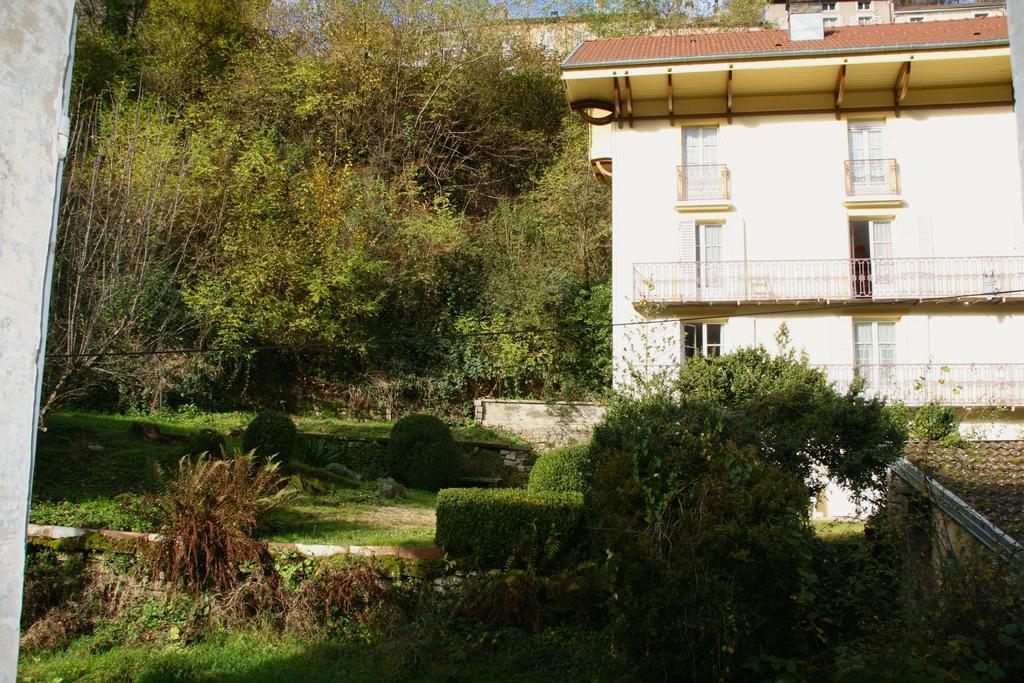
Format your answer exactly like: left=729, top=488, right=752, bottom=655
left=635, top=363, right=1024, bottom=408
left=633, top=256, right=1024, bottom=304
left=677, top=164, right=730, bottom=201
left=819, top=364, right=1024, bottom=408
left=845, top=158, right=901, bottom=196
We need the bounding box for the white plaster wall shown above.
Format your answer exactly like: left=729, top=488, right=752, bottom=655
left=0, top=1, right=76, bottom=674
left=894, top=7, right=1006, bottom=23
left=768, top=1, right=894, bottom=29
left=604, top=106, right=1024, bottom=383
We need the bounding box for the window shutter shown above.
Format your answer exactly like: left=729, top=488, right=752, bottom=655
left=679, top=220, right=697, bottom=261
left=679, top=220, right=697, bottom=300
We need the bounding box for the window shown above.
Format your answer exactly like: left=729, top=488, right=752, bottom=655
left=824, top=16, right=839, bottom=27
left=681, top=127, right=725, bottom=200
left=847, top=120, right=893, bottom=195
left=975, top=13, right=989, bottom=18
left=683, top=323, right=723, bottom=359
left=822, top=1, right=836, bottom=10
left=854, top=321, right=896, bottom=389
left=858, top=16, right=872, bottom=25
left=857, top=1, right=870, bottom=9
left=683, top=126, right=718, bottom=166
left=909, top=16, right=923, bottom=22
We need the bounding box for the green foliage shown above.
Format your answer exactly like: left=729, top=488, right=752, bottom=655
left=909, top=401, right=962, bottom=443
left=435, top=488, right=584, bottom=568
left=49, top=1, right=615, bottom=416
left=588, top=393, right=815, bottom=678
left=187, top=429, right=226, bottom=458
left=388, top=414, right=459, bottom=491
left=298, top=438, right=343, bottom=469
left=335, top=441, right=390, bottom=480
left=527, top=443, right=596, bottom=495
left=243, top=411, right=298, bottom=463
left=673, top=346, right=907, bottom=492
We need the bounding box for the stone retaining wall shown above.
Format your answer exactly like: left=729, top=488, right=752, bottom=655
left=27, top=524, right=441, bottom=560
left=474, top=399, right=607, bottom=451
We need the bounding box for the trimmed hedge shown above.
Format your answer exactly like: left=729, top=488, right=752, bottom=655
left=528, top=443, right=595, bottom=495
left=435, top=488, right=584, bottom=567
left=242, top=411, right=298, bottom=463
left=389, top=414, right=460, bottom=491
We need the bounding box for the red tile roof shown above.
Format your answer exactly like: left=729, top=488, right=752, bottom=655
left=563, top=16, right=1007, bottom=68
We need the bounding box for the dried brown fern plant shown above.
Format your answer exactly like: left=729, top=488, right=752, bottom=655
left=285, top=565, right=398, bottom=635
left=149, top=450, right=291, bottom=593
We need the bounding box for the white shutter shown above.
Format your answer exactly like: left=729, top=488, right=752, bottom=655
left=679, top=219, right=696, bottom=260
left=679, top=220, right=697, bottom=301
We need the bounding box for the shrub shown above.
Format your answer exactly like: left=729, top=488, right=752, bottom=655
left=298, top=437, right=343, bottom=468
left=242, top=411, right=298, bottom=463
left=528, top=443, right=595, bottom=495
left=435, top=488, right=584, bottom=567
left=588, top=393, right=815, bottom=679
left=339, top=440, right=389, bottom=479
left=187, top=429, right=226, bottom=458
left=388, top=414, right=459, bottom=491
left=909, top=401, right=960, bottom=443
left=673, top=346, right=907, bottom=492
left=149, top=451, right=290, bottom=592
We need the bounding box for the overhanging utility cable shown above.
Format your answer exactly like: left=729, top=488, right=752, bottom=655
left=45, top=287, right=1024, bottom=360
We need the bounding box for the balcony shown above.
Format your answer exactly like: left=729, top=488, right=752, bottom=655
left=676, top=164, right=731, bottom=211
left=637, top=363, right=1024, bottom=408
left=844, top=159, right=902, bottom=207
left=819, top=364, right=1024, bottom=408
left=633, top=256, right=1024, bottom=305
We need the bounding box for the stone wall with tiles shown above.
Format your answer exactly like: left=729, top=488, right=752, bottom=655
left=474, top=399, right=607, bottom=451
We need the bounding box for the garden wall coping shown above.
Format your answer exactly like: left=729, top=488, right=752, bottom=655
left=26, top=524, right=441, bottom=560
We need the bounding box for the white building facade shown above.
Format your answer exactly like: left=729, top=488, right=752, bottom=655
left=562, top=16, right=1024, bottom=451
left=767, top=1, right=1006, bottom=28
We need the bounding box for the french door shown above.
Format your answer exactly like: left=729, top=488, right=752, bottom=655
left=682, top=126, right=720, bottom=199
left=848, top=122, right=886, bottom=194
left=850, top=219, right=894, bottom=298
left=854, top=321, right=896, bottom=394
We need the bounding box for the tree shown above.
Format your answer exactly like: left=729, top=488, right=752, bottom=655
left=672, top=339, right=907, bottom=493
left=42, top=94, right=227, bottom=417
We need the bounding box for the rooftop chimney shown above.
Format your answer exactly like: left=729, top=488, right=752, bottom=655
left=788, top=1, right=825, bottom=41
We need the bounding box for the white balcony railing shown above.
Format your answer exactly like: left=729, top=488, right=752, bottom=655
left=636, top=363, right=1024, bottom=407
left=820, top=364, right=1024, bottom=408
left=633, top=256, right=1024, bottom=304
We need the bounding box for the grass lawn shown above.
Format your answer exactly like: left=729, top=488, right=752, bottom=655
left=30, top=411, right=456, bottom=545
left=261, top=489, right=436, bottom=547
left=812, top=518, right=866, bottom=539
left=18, top=624, right=617, bottom=683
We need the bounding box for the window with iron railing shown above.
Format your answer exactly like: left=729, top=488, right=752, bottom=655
left=679, top=126, right=730, bottom=201
left=845, top=159, right=901, bottom=195
left=677, top=165, right=731, bottom=201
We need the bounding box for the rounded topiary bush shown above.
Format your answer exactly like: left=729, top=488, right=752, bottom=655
left=188, top=429, right=226, bottom=458
left=528, top=443, right=596, bottom=495
left=388, top=414, right=459, bottom=492
left=242, top=410, right=298, bottom=463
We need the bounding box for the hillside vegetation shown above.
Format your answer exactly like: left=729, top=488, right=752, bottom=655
left=46, top=0, right=768, bottom=420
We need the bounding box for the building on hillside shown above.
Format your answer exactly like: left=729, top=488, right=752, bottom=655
left=893, top=2, right=1006, bottom=24
left=767, top=0, right=1005, bottom=28
left=560, top=14, right=1024, bottom=463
